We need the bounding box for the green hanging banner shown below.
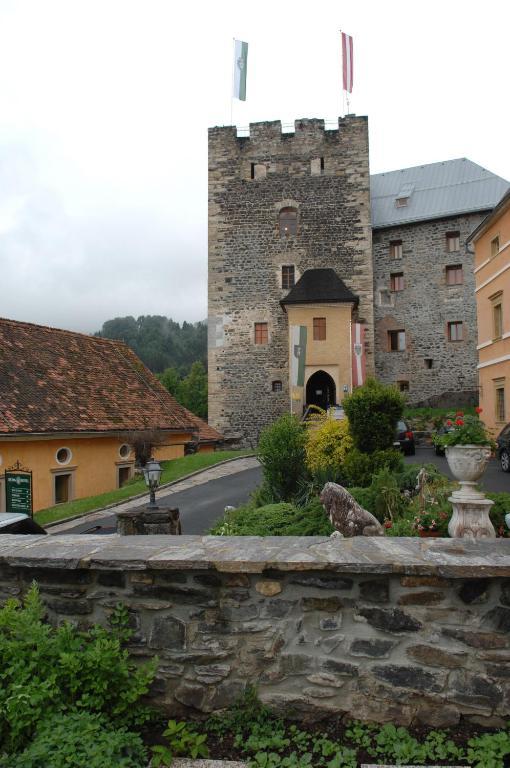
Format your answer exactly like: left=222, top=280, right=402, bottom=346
left=5, top=461, right=33, bottom=517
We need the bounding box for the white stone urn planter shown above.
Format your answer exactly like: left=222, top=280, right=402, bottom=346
left=445, top=444, right=495, bottom=538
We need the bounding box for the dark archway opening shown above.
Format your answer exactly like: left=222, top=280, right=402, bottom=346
left=305, top=370, right=336, bottom=411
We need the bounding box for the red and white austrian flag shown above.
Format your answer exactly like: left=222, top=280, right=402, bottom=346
left=341, top=32, right=353, bottom=93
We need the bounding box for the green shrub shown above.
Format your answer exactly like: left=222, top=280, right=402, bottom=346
left=372, top=448, right=404, bottom=475
left=370, top=467, right=408, bottom=522
left=210, top=499, right=333, bottom=537
left=342, top=449, right=373, bottom=487
left=4, top=711, right=147, bottom=768
left=343, top=378, right=405, bottom=453
left=257, top=414, right=309, bottom=502
left=0, top=585, right=155, bottom=754
left=486, top=492, right=510, bottom=536
left=347, top=486, right=376, bottom=514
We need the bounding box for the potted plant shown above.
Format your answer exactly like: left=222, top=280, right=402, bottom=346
left=412, top=509, right=449, bottom=537
left=435, top=408, right=495, bottom=494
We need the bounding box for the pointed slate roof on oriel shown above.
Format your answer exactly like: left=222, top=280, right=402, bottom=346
left=281, top=269, right=358, bottom=309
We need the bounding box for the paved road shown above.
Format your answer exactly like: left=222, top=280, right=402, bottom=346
left=54, top=464, right=263, bottom=536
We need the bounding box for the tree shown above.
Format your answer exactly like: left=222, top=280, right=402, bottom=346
left=178, top=362, right=208, bottom=419
left=257, top=414, right=308, bottom=502
left=157, top=367, right=181, bottom=397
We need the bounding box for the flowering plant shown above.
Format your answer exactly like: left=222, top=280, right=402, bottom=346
left=435, top=408, right=495, bottom=449
left=412, top=508, right=449, bottom=534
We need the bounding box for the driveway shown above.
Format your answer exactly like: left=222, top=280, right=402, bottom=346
left=51, top=458, right=263, bottom=536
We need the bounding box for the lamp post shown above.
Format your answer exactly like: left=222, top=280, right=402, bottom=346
left=143, top=458, right=162, bottom=510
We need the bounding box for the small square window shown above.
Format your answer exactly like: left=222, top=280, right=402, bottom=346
left=390, top=240, right=403, bottom=259
left=388, top=330, right=406, bottom=351
left=446, top=232, right=460, bottom=252
left=448, top=321, right=463, bottom=341
left=390, top=272, right=404, bottom=291
left=313, top=317, right=326, bottom=341
left=282, top=265, right=295, bottom=289
left=272, top=380, right=283, bottom=392
left=311, top=157, right=324, bottom=175
left=254, top=322, right=268, bottom=345
left=446, top=265, right=463, bottom=285
left=424, top=358, right=433, bottom=369
left=397, top=380, right=409, bottom=392
left=395, top=197, right=408, bottom=208
left=491, top=236, right=500, bottom=257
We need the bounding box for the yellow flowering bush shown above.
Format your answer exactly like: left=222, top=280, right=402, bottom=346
left=305, top=416, right=354, bottom=475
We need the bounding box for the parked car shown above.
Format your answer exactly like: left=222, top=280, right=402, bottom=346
left=394, top=419, right=415, bottom=456
left=0, top=513, right=47, bottom=535
left=432, top=424, right=455, bottom=456
left=496, top=423, right=510, bottom=472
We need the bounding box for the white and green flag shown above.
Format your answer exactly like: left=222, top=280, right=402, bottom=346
left=233, top=39, right=248, bottom=101
left=290, top=325, right=307, bottom=387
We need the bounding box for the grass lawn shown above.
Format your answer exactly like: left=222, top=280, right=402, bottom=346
left=36, top=449, right=253, bottom=527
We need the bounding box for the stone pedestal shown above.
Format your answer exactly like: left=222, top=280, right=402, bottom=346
left=116, top=506, right=181, bottom=536
left=446, top=445, right=495, bottom=539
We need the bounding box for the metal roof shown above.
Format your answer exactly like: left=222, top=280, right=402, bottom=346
left=370, top=158, right=510, bottom=229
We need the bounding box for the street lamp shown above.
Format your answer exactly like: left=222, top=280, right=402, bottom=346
left=143, top=458, right=162, bottom=509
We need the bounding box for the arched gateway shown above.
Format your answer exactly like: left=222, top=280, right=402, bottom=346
left=306, top=370, right=336, bottom=410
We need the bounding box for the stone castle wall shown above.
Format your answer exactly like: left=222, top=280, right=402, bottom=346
left=372, top=212, right=486, bottom=405
left=2, top=534, right=510, bottom=727
left=208, top=117, right=373, bottom=445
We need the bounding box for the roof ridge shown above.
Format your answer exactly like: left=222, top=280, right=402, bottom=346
left=371, top=157, right=470, bottom=178
left=0, top=316, right=119, bottom=345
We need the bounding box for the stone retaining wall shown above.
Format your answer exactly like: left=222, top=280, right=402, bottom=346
left=1, top=535, right=509, bottom=728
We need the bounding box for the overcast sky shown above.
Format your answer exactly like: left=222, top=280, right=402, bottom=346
left=0, top=0, right=508, bottom=333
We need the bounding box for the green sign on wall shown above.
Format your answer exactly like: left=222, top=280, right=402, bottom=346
left=5, top=466, right=33, bottom=517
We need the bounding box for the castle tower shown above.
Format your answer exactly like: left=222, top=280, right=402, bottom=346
left=208, top=116, right=373, bottom=446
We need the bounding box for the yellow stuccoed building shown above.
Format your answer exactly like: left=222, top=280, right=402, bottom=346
left=281, top=268, right=360, bottom=416
left=0, top=317, right=221, bottom=514
left=472, top=189, right=510, bottom=435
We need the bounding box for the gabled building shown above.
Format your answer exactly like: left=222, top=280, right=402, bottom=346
left=0, top=317, right=220, bottom=513
left=372, top=158, right=509, bottom=405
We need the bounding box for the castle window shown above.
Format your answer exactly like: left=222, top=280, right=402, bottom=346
left=397, top=380, right=409, bottom=392
left=251, top=163, right=266, bottom=180
left=272, top=380, right=283, bottom=392
left=389, top=240, right=402, bottom=259
left=446, top=264, right=463, bottom=285
left=493, top=299, right=503, bottom=339
left=446, top=232, right=460, bottom=252
left=495, top=379, right=506, bottom=422
left=281, top=265, right=295, bottom=289
left=390, top=272, right=404, bottom=291
left=447, top=321, right=463, bottom=342
left=313, top=317, right=326, bottom=341
left=311, top=157, right=325, bottom=175
left=491, top=235, right=500, bottom=257
left=279, top=207, right=298, bottom=237
left=388, top=330, right=406, bottom=351
left=254, top=322, right=268, bottom=345
left=424, top=358, right=433, bottom=369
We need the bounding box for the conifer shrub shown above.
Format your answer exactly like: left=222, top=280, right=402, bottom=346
left=343, top=378, right=405, bottom=453
left=305, top=417, right=354, bottom=476
left=257, top=414, right=309, bottom=502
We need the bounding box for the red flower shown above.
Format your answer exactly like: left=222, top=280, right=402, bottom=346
left=446, top=419, right=453, bottom=427
left=475, top=406, right=483, bottom=414
left=456, top=410, right=464, bottom=416
left=455, top=418, right=464, bottom=426
left=384, top=520, right=392, bottom=529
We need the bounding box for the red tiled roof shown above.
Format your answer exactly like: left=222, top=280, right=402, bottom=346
left=0, top=317, right=197, bottom=435
left=181, top=407, right=223, bottom=444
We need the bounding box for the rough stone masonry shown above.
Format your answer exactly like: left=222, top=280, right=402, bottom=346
left=1, top=534, right=509, bottom=728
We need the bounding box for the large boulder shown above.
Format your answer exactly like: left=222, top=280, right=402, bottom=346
left=320, top=482, right=384, bottom=537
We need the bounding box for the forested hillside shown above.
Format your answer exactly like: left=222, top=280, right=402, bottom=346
left=95, top=316, right=207, bottom=375
left=95, top=316, right=208, bottom=418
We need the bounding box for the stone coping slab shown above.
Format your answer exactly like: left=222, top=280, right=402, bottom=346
left=0, top=534, right=509, bottom=576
